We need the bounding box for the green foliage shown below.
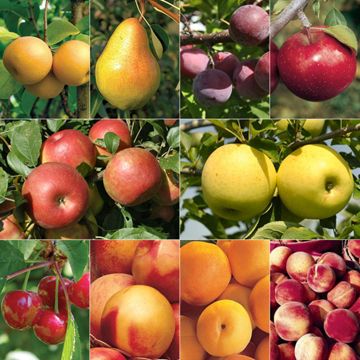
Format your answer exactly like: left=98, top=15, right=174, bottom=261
left=181, top=119, right=360, bottom=239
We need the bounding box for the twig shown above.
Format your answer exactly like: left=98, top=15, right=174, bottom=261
left=148, top=0, right=180, bottom=23
left=27, top=0, right=41, bottom=38
left=297, top=9, right=311, bottom=28
left=180, top=120, right=211, bottom=131
left=289, top=124, right=360, bottom=150
left=60, top=89, right=75, bottom=118
left=5, top=261, right=54, bottom=280
left=181, top=30, right=233, bottom=45
left=138, top=0, right=146, bottom=23
left=181, top=168, right=202, bottom=176
left=44, top=0, right=50, bottom=43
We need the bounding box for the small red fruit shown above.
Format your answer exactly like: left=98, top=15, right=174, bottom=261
left=38, top=276, right=73, bottom=310
left=90, top=348, right=126, bottom=360
left=1, top=290, right=42, bottom=330
left=68, top=272, right=90, bottom=309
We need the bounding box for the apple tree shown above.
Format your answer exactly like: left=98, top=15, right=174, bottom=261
left=0, top=0, right=90, bottom=118
left=180, top=119, right=360, bottom=240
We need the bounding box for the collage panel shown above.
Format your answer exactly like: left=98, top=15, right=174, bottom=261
left=180, top=119, right=360, bottom=240
left=0, top=119, right=179, bottom=240
left=0, top=0, right=90, bottom=119
left=0, top=240, right=89, bottom=360
left=90, top=239, right=179, bottom=359
left=180, top=1, right=270, bottom=119
left=90, top=0, right=180, bottom=118
left=270, top=0, right=360, bottom=118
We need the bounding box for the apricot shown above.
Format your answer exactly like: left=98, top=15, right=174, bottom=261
left=249, top=275, right=270, bottom=332
left=328, top=342, right=357, bottom=360
left=307, top=264, right=336, bottom=293
left=132, top=240, right=179, bottom=302
left=91, top=240, right=139, bottom=277
left=275, top=279, right=307, bottom=305
left=344, top=270, right=360, bottom=292
left=228, top=240, right=269, bottom=288
left=90, top=273, right=135, bottom=339
left=217, top=240, right=232, bottom=256
left=181, top=315, right=206, bottom=360
left=274, top=302, right=311, bottom=341
left=327, top=281, right=357, bottom=308
left=197, top=300, right=252, bottom=357
left=25, top=72, right=64, bottom=99
left=308, top=299, right=335, bottom=327
left=317, top=252, right=346, bottom=277
left=348, top=240, right=360, bottom=258
left=181, top=241, right=231, bottom=306
left=254, top=336, right=268, bottom=360
left=270, top=246, right=292, bottom=272
left=294, top=333, right=326, bottom=360
left=324, top=309, right=359, bottom=343
left=278, top=343, right=295, bottom=360
left=90, top=348, right=126, bottom=360
left=101, top=285, right=175, bottom=358
left=286, top=251, right=314, bottom=282
left=223, top=355, right=254, bottom=360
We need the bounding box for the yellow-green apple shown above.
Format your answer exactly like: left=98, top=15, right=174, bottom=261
left=103, top=148, right=162, bottom=206
left=101, top=285, right=175, bottom=358
left=150, top=204, right=175, bottom=222
left=164, top=119, right=177, bottom=127
left=277, top=144, right=354, bottom=219
left=41, top=129, right=96, bottom=171
left=3, top=36, right=52, bottom=85
left=0, top=215, right=25, bottom=239
left=91, top=240, right=140, bottom=277
left=90, top=273, right=135, bottom=339
left=201, top=144, right=276, bottom=220
left=154, top=170, right=180, bottom=205
left=276, top=119, right=325, bottom=136
left=132, top=240, right=179, bottom=302
left=88, top=183, right=104, bottom=215
left=22, top=163, right=89, bottom=229
left=90, top=348, right=126, bottom=360
left=44, top=222, right=91, bottom=239
left=88, top=119, right=132, bottom=158
left=166, top=303, right=179, bottom=359
left=25, top=72, right=64, bottom=99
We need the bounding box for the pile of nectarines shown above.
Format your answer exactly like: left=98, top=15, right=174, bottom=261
left=90, top=239, right=179, bottom=359
left=181, top=240, right=270, bottom=360
left=270, top=240, right=360, bottom=359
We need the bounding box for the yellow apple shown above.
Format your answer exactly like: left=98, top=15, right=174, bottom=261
left=277, top=144, right=354, bottom=219
left=276, top=119, right=325, bottom=136
left=201, top=144, right=276, bottom=221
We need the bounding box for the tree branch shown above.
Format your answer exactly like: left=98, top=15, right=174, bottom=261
left=148, top=0, right=180, bottom=23
left=181, top=30, right=233, bottom=45
left=5, top=261, right=54, bottom=280
left=44, top=0, right=50, bottom=43
left=60, top=89, right=75, bottom=118
left=27, top=0, right=41, bottom=38
left=180, top=120, right=211, bottom=131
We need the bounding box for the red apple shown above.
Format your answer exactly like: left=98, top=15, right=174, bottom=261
left=0, top=215, right=25, bottom=239
left=22, top=163, right=89, bottom=229
left=154, top=170, right=180, bottom=206
left=277, top=27, right=356, bottom=101
left=88, top=119, right=132, bottom=157
left=103, top=148, right=162, bottom=206
left=41, top=129, right=96, bottom=171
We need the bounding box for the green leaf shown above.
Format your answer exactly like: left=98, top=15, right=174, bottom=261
left=253, top=221, right=288, bottom=239
left=116, top=205, right=133, bottom=228
left=0, top=168, right=8, bottom=202
left=272, top=0, right=291, bottom=15
left=56, top=241, right=89, bottom=281
left=0, top=61, right=22, bottom=99
left=106, top=227, right=167, bottom=239
left=0, top=26, right=19, bottom=42
left=152, top=24, right=169, bottom=52
left=324, top=8, right=347, bottom=26
left=323, top=25, right=358, bottom=53
left=47, top=19, right=80, bottom=46
left=7, top=151, right=32, bottom=176
left=0, top=278, right=6, bottom=294
left=104, top=132, right=120, bottom=154
left=159, top=153, right=180, bottom=173
left=150, top=29, right=163, bottom=60
left=281, top=227, right=320, bottom=240
left=0, top=242, right=26, bottom=278
left=0, top=0, right=29, bottom=18
left=46, top=119, right=66, bottom=133
left=167, top=126, right=180, bottom=148
left=61, top=314, right=82, bottom=360
left=9, top=240, right=37, bottom=260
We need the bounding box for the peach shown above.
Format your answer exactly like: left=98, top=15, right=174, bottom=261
left=181, top=241, right=231, bottom=306
left=324, top=309, right=359, bottom=343
left=249, top=275, right=270, bottom=333
left=101, top=285, right=175, bottom=358
left=181, top=315, right=206, bottom=360
left=275, top=279, right=307, bottom=305
left=350, top=297, right=360, bottom=319
left=317, top=252, right=346, bottom=277
left=254, top=336, right=269, bottom=360
left=270, top=246, right=292, bottom=272
left=131, top=240, right=179, bottom=302
left=270, top=321, right=278, bottom=344
left=166, top=303, right=180, bottom=360
left=278, top=343, right=295, bottom=360
left=294, top=333, right=326, bottom=360
left=90, top=348, right=126, bottom=360
left=286, top=252, right=315, bottom=282
left=348, top=240, right=360, bottom=258
left=327, top=281, right=357, bottom=308
left=270, top=282, right=277, bottom=310
left=308, top=299, right=335, bottom=327
left=228, top=240, right=269, bottom=288
left=328, top=342, right=357, bottom=360
left=274, top=302, right=312, bottom=341
left=307, top=264, right=336, bottom=293
left=197, top=300, right=252, bottom=357
left=271, top=272, right=288, bottom=284
left=90, top=273, right=135, bottom=339
left=344, top=270, right=360, bottom=293
left=303, top=283, right=317, bottom=303
left=91, top=240, right=139, bottom=277
left=218, top=282, right=255, bottom=328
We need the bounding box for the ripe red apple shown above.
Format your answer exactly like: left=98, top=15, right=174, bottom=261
left=41, top=129, right=96, bottom=171
left=180, top=46, right=209, bottom=79
left=22, top=162, right=89, bottom=229
left=0, top=215, right=25, bottom=239
left=103, top=148, right=162, bottom=206
left=154, top=170, right=180, bottom=206
left=88, top=119, right=132, bottom=157
left=277, top=27, right=357, bottom=101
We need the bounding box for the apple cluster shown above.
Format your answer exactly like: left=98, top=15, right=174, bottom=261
left=3, top=36, right=90, bottom=99
left=90, top=240, right=179, bottom=360
left=1, top=272, right=89, bottom=345
left=270, top=241, right=360, bottom=359
left=181, top=5, right=274, bottom=107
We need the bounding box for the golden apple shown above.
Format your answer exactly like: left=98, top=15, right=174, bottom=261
left=276, top=119, right=325, bottom=136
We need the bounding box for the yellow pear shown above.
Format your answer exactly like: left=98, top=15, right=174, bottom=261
left=95, top=18, right=161, bottom=110
left=53, top=40, right=90, bottom=86
left=3, top=36, right=52, bottom=85
left=25, top=72, right=64, bottom=99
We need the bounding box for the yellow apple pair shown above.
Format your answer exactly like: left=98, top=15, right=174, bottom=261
left=202, top=133, right=354, bottom=221
left=3, top=36, right=90, bottom=99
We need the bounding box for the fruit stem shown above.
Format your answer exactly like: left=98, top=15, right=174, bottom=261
left=27, top=0, right=41, bottom=38
left=54, top=276, right=60, bottom=314
left=22, top=271, right=30, bottom=291
left=43, top=0, right=49, bottom=43
left=297, top=10, right=312, bottom=42
left=53, top=260, right=71, bottom=316
left=5, top=260, right=54, bottom=281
